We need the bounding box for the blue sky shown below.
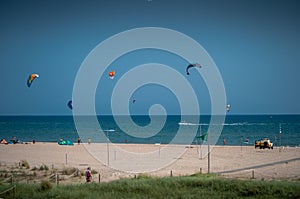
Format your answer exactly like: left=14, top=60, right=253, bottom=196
left=0, top=0, right=299, bottom=115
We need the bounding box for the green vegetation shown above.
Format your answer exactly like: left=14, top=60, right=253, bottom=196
left=61, top=167, right=77, bottom=175
left=20, top=160, right=30, bottom=169
left=0, top=174, right=299, bottom=199
left=40, top=180, right=52, bottom=191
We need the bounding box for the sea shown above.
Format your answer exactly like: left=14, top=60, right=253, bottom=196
left=0, top=115, right=299, bottom=147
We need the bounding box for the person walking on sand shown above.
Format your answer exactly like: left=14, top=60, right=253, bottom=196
left=77, top=137, right=81, bottom=145
left=86, top=167, right=92, bottom=183
left=88, top=137, right=91, bottom=145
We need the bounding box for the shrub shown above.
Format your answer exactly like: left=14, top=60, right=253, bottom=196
left=40, top=180, right=52, bottom=191
left=80, top=170, right=85, bottom=176
left=20, top=160, right=30, bottom=169
left=136, top=173, right=151, bottom=179
left=39, top=165, right=49, bottom=171
left=61, top=167, right=77, bottom=175
left=91, top=169, right=98, bottom=175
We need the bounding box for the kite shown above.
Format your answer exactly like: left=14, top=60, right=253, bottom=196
left=109, top=70, right=115, bottom=79
left=67, top=100, right=73, bottom=110
left=226, top=104, right=231, bottom=112
left=186, top=63, right=201, bottom=75
left=27, top=74, right=39, bottom=87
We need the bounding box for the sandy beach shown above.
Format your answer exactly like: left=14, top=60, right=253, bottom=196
left=0, top=142, right=299, bottom=183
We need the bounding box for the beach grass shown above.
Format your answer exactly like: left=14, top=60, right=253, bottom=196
left=1, top=174, right=299, bottom=199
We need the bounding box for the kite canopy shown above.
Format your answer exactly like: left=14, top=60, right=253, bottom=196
left=226, top=104, right=231, bottom=112
left=67, top=100, right=73, bottom=110
left=27, top=74, right=39, bottom=87
left=186, top=63, right=201, bottom=75
left=109, top=70, right=115, bottom=79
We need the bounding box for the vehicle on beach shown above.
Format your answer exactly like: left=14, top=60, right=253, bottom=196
left=255, top=138, right=273, bottom=149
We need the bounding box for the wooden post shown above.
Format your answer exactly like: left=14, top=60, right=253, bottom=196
left=279, top=123, right=282, bottom=152
left=199, top=125, right=202, bottom=159
left=251, top=170, right=255, bottom=179
left=158, top=144, right=161, bottom=159
left=240, top=138, right=243, bottom=152
left=56, top=174, right=59, bottom=185
left=170, top=170, right=173, bottom=177
left=200, top=168, right=202, bottom=174
left=98, top=174, right=101, bottom=183
left=207, top=131, right=210, bottom=174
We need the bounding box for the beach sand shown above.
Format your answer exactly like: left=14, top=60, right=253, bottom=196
left=0, top=142, right=299, bottom=183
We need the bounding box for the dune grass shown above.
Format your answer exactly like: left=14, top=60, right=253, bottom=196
left=1, top=174, right=299, bottom=199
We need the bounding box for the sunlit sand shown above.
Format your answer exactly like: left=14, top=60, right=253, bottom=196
left=0, top=142, right=299, bottom=183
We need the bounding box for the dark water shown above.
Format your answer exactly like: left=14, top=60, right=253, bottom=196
left=0, top=115, right=299, bottom=146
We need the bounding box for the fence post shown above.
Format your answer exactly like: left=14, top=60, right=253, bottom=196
left=251, top=170, right=255, bottom=179
left=200, top=168, right=202, bottom=174
left=170, top=170, right=173, bottom=177
left=56, top=174, right=59, bottom=185
left=98, top=174, right=101, bottom=183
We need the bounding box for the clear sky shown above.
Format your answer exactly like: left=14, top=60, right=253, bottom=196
left=0, top=0, right=299, bottom=115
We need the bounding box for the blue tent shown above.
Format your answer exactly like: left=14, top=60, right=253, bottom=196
left=58, top=140, right=74, bottom=145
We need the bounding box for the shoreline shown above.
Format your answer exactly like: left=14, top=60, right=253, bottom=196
left=1, top=140, right=299, bottom=148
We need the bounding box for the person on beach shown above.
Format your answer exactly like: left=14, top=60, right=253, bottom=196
left=11, top=136, right=17, bottom=144
left=1, top=139, right=7, bottom=144
left=86, top=167, right=92, bottom=183
left=88, top=138, right=91, bottom=145
left=77, top=137, right=81, bottom=145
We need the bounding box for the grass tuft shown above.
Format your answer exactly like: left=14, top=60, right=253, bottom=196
left=40, top=180, right=52, bottom=191
left=1, top=174, right=299, bottom=199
